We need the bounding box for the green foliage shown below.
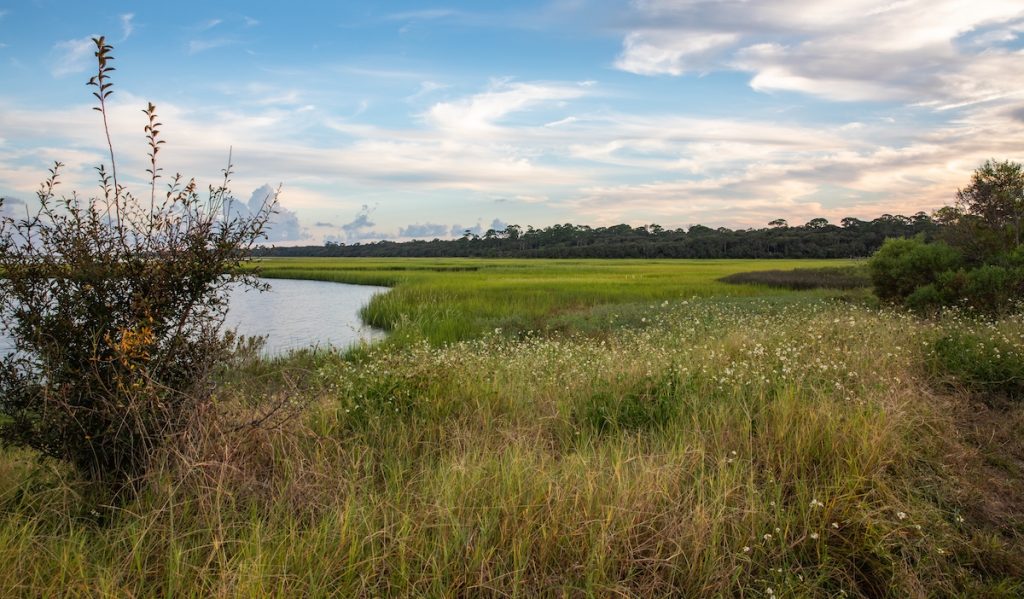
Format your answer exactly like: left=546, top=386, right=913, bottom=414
left=927, top=330, right=1024, bottom=401
left=254, top=257, right=851, bottom=345
left=869, top=237, right=962, bottom=302
left=257, top=211, right=937, bottom=259
left=3, top=297, right=1023, bottom=595
left=572, top=373, right=682, bottom=434
left=870, top=161, right=1024, bottom=315
left=0, top=38, right=274, bottom=487
left=949, top=159, right=1024, bottom=259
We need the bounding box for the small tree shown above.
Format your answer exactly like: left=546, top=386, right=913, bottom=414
left=943, top=159, right=1024, bottom=260
left=0, top=38, right=275, bottom=487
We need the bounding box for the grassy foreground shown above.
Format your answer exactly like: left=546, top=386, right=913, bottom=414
left=2, top=259, right=1023, bottom=597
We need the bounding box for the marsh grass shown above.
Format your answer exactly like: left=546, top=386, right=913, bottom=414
left=2, top=292, right=1022, bottom=596
left=255, top=258, right=852, bottom=345
left=720, top=265, right=871, bottom=290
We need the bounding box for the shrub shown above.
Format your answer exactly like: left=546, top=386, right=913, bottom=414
left=0, top=38, right=275, bottom=488
left=904, top=283, right=945, bottom=314
left=869, top=237, right=961, bottom=302
left=960, top=265, right=1024, bottom=315
left=927, top=331, right=1024, bottom=401
left=903, top=266, right=1024, bottom=315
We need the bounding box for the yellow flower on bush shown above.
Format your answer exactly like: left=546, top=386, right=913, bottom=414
left=105, top=321, right=155, bottom=365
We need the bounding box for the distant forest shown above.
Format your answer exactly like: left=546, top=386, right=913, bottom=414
left=254, top=213, right=938, bottom=259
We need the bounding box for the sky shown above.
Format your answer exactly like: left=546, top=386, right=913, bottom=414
left=1, top=1, right=1023, bottom=244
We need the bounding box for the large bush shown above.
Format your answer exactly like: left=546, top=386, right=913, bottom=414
left=868, top=237, right=961, bottom=302
left=0, top=38, right=275, bottom=487
left=871, top=160, right=1024, bottom=315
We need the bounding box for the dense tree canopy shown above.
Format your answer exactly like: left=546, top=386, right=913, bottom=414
left=257, top=213, right=937, bottom=259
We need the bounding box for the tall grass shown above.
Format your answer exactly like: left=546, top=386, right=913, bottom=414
left=1, top=296, right=1021, bottom=596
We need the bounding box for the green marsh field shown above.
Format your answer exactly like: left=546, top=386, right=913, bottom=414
left=3, top=258, right=1024, bottom=597
left=255, top=257, right=861, bottom=345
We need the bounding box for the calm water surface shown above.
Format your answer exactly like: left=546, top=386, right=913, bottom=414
left=0, top=279, right=388, bottom=356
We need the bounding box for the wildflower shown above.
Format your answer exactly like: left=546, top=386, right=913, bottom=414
left=810, top=532, right=819, bottom=540
left=763, top=533, right=773, bottom=542
left=831, top=522, right=840, bottom=529
left=897, top=511, right=907, bottom=520
left=810, top=498, right=824, bottom=509
left=742, top=546, right=750, bottom=553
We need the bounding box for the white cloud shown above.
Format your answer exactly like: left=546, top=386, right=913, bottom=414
left=51, top=37, right=98, bottom=77
left=224, top=184, right=307, bottom=242
left=188, top=38, right=236, bottom=55
left=399, top=222, right=449, bottom=238
left=616, top=0, right=1024, bottom=105
left=4, top=64, right=1024, bottom=237
left=615, top=31, right=738, bottom=76
left=406, top=80, right=449, bottom=103
left=385, top=9, right=460, bottom=21
left=425, top=79, right=590, bottom=133
left=120, top=14, right=134, bottom=40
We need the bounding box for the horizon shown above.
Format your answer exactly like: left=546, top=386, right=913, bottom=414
left=1, top=1, right=1022, bottom=245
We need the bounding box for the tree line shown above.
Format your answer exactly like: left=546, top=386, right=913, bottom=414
left=255, top=213, right=938, bottom=259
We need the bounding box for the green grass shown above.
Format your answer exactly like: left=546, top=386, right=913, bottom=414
left=252, top=257, right=858, bottom=345
left=2, top=258, right=1023, bottom=597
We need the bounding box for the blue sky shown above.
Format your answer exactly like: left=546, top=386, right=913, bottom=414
left=1, top=1, right=1023, bottom=243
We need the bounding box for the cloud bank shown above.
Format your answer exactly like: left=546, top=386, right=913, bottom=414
left=225, top=184, right=306, bottom=242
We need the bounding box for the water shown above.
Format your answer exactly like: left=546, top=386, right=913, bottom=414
left=224, top=279, right=388, bottom=354
left=0, top=279, right=389, bottom=357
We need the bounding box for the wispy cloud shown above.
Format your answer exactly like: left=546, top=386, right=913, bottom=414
left=188, top=37, right=237, bottom=55
left=384, top=8, right=460, bottom=21
left=406, top=80, right=449, bottom=103
left=425, top=79, right=592, bottom=133
left=120, top=13, right=134, bottom=40
left=615, top=31, right=738, bottom=76
left=50, top=36, right=98, bottom=77
left=333, top=65, right=427, bottom=80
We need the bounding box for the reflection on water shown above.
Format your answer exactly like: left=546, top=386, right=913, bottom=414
left=0, top=279, right=388, bottom=357
left=225, top=279, right=388, bottom=354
